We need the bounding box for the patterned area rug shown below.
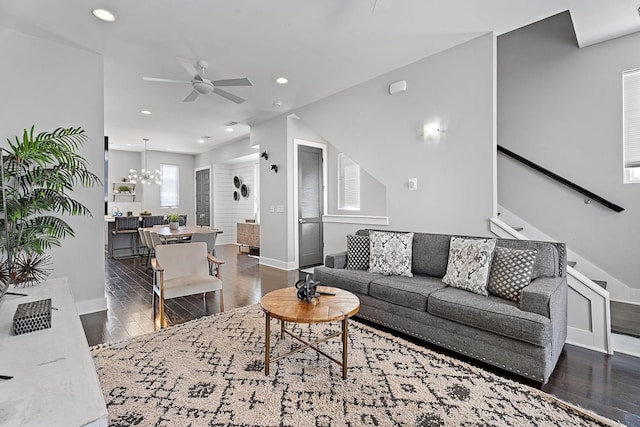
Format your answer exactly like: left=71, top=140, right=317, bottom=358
left=91, top=305, right=620, bottom=427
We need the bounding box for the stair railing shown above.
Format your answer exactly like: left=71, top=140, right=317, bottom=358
left=497, top=145, right=624, bottom=213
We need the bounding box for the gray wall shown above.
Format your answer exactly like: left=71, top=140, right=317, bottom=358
left=497, top=11, right=640, bottom=291
left=0, top=27, right=105, bottom=311
left=254, top=33, right=496, bottom=267
left=252, top=116, right=290, bottom=268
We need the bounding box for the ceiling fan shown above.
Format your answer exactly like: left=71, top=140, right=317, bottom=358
left=143, top=58, right=252, bottom=104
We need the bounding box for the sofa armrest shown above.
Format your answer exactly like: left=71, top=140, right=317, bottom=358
left=325, top=251, right=347, bottom=269
left=520, top=276, right=568, bottom=319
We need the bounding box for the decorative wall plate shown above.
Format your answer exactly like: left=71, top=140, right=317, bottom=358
left=233, top=191, right=239, bottom=201
left=233, top=176, right=241, bottom=188
left=241, top=184, right=248, bottom=198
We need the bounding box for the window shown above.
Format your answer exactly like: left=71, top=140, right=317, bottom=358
left=160, top=164, right=179, bottom=207
left=338, top=153, right=360, bottom=210
left=623, top=69, right=640, bottom=183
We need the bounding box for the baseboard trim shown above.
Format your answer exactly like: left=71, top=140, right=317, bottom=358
left=76, top=296, right=107, bottom=315
left=611, top=333, right=640, bottom=358
left=259, top=257, right=297, bottom=271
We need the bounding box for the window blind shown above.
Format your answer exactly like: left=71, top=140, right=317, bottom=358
left=160, top=164, right=179, bottom=208
left=338, top=153, right=360, bottom=211
left=623, top=69, right=640, bottom=168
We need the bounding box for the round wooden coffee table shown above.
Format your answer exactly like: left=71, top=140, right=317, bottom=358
left=260, top=286, right=360, bottom=379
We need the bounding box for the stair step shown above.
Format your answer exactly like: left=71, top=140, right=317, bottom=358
left=611, top=301, right=640, bottom=338
left=567, top=261, right=577, bottom=268
left=592, top=280, right=607, bottom=289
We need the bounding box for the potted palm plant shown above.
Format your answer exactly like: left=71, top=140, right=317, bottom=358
left=167, top=213, right=181, bottom=230
left=0, top=126, right=101, bottom=286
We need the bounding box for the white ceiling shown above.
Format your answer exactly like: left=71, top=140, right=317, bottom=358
left=1, top=0, right=638, bottom=154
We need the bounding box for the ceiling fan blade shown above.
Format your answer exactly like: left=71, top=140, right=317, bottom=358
left=183, top=90, right=200, bottom=102
left=211, top=78, right=253, bottom=87
left=143, top=77, right=190, bottom=84
left=176, top=57, right=198, bottom=78
left=213, top=88, right=246, bottom=104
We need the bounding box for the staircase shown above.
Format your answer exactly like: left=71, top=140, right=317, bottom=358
left=491, top=207, right=640, bottom=357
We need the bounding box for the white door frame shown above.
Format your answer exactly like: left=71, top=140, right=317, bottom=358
left=194, top=165, right=212, bottom=227
left=293, top=138, right=327, bottom=269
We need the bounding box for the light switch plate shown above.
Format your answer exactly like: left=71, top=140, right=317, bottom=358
left=276, top=205, right=285, bottom=213
left=408, top=178, right=418, bottom=190
left=269, top=205, right=275, bottom=213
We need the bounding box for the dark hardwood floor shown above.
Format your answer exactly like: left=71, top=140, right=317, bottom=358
left=82, top=244, right=640, bottom=426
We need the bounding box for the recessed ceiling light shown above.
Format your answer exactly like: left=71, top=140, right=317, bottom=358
left=197, top=139, right=205, bottom=144
left=91, top=8, right=116, bottom=22
left=140, top=110, right=152, bottom=115
left=225, top=127, right=234, bottom=132
left=167, top=148, right=173, bottom=151
left=276, top=77, right=288, bottom=85
left=273, top=100, right=283, bottom=107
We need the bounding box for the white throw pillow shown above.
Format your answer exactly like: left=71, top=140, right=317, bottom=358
left=442, top=237, right=497, bottom=296
left=369, top=231, right=414, bottom=277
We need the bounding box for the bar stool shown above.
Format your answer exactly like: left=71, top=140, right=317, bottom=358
left=142, top=215, right=164, bottom=228
left=111, top=216, right=140, bottom=259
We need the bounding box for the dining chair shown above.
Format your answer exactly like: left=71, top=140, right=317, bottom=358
left=151, top=241, right=225, bottom=328
left=190, top=232, right=217, bottom=256
left=137, top=228, right=149, bottom=265
left=148, top=230, right=164, bottom=251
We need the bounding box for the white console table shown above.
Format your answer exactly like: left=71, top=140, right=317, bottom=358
left=0, top=278, right=108, bottom=426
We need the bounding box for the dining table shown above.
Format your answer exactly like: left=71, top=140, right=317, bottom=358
left=142, top=225, right=223, bottom=242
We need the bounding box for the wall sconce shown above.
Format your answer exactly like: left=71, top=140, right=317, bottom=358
left=261, top=151, right=269, bottom=160
left=270, top=164, right=278, bottom=173
left=423, top=122, right=441, bottom=140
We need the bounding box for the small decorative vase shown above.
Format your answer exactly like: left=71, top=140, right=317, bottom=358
left=169, top=222, right=179, bottom=230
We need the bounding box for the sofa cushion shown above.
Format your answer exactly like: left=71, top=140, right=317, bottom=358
left=428, top=287, right=552, bottom=347
left=487, top=247, right=537, bottom=303
left=442, top=237, right=497, bottom=296
left=369, top=275, right=447, bottom=311
left=346, top=234, right=370, bottom=270
left=496, top=240, right=558, bottom=279
left=369, top=231, right=414, bottom=277
left=411, top=233, right=452, bottom=278
left=313, top=267, right=380, bottom=295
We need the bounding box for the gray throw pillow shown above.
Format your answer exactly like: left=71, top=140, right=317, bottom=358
left=487, top=247, right=537, bottom=303
left=369, top=231, right=414, bottom=277
left=442, top=237, right=497, bottom=296
left=346, top=234, right=370, bottom=270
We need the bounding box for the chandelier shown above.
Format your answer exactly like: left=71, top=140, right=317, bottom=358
left=128, top=138, right=162, bottom=184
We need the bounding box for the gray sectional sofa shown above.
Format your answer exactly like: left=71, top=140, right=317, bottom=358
left=313, top=230, right=568, bottom=383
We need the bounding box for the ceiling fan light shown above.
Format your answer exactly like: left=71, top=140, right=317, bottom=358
left=193, top=80, right=214, bottom=94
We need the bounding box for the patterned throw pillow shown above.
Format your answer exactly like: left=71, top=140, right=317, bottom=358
left=487, top=247, right=538, bottom=303
left=442, top=237, right=497, bottom=296
left=346, top=234, right=370, bottom=270
left=369, top=231, right=414, bottom=277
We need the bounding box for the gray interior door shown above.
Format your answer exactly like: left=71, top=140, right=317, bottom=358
left=195, top=168, right=210, bottom=226
left=298, top=145, right=323, bottom=267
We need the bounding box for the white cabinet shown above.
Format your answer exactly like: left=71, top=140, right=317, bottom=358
left=0, top=278, right=108, bottom=426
